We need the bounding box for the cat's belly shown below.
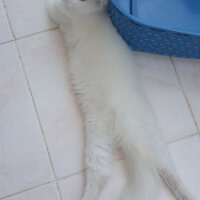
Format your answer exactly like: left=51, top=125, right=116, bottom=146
left=69, top=62, right=144, bottom=115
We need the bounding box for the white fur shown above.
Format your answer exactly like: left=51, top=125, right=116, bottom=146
left=46, top=0, right=195, bottom=199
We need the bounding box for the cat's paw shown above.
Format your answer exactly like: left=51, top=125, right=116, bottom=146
left=46, top=0, right=65, bottom=24
left=46, top=0, right=57, bottom=19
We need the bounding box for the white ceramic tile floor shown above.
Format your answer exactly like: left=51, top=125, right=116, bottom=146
left=4, top=0, right=56, bottom=38
left=0, top=42, right=54, bottom=198
left=4, top=184, right=60, bottom=200
left=0, top=0, right=13, bottom=44
left=173, top=57, right=200, bottom=128
left=17, top=31, right=84, bottom=179
left=134, top=53, right=197, bottom=142
left=0, top=1, right=199, bottom=199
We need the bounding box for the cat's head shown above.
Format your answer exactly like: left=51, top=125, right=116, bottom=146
left=63, top=0, right=108, bottom=17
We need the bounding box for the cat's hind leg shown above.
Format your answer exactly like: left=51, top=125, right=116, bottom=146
left=117, top=121, right=159, bottom=200
left=155, top=140, right=196, bottom=200
left=82, top=109, right=115, bottom=200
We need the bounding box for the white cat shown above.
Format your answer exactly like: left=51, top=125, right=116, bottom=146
left=46, top=0, right=195, bottom=199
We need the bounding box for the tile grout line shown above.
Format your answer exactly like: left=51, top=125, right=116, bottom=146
left=170, top=57, right=200, bottom=133
left=0, top=128, right=198, bottom=200
left=0, top=169, right=85, bottom=200
left=1, top=3, right=198, bottom=199
left=0, top=181, right=53, bottom=200
left=0, top=27, right=58, bottom=46
left=57, top=169, right=86, bottom=182
left=0, top=39, right=14, bottom=46
left=2, top=1, right=63, bottom=200
left=17, top=27, right=58, bottom=41
left=2, top=0, right=16, bottom=38
left=15, top=45, right=63, bottom=200
left=167, top=132, right=199, bottom=144
left=0, top=21, right=199, bottom=200
left=13, top=42, right=64, bottom=200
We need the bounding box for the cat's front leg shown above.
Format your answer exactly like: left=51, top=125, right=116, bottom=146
left=46, top=0, right=70, bottom=25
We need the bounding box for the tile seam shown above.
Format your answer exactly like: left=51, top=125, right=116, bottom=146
left=0, top=39, right=14, bottom=46
left=0, top=127, right=197, bottom=200
left=167, top=132, right=199, bottom=144
left=16, top=27, right=58, bottom=41
left=2, top=1, right=62, bottom=200
left=0, top=28, right=58, bottom=47
left=170, top=56, right=200, bottom=133
left=0, top=169, right=86, bottom=200
left=1, top=3, right=198, bottom=198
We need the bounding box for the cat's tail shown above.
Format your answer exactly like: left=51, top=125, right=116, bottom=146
left=120, top=137, right=159, bottom=200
